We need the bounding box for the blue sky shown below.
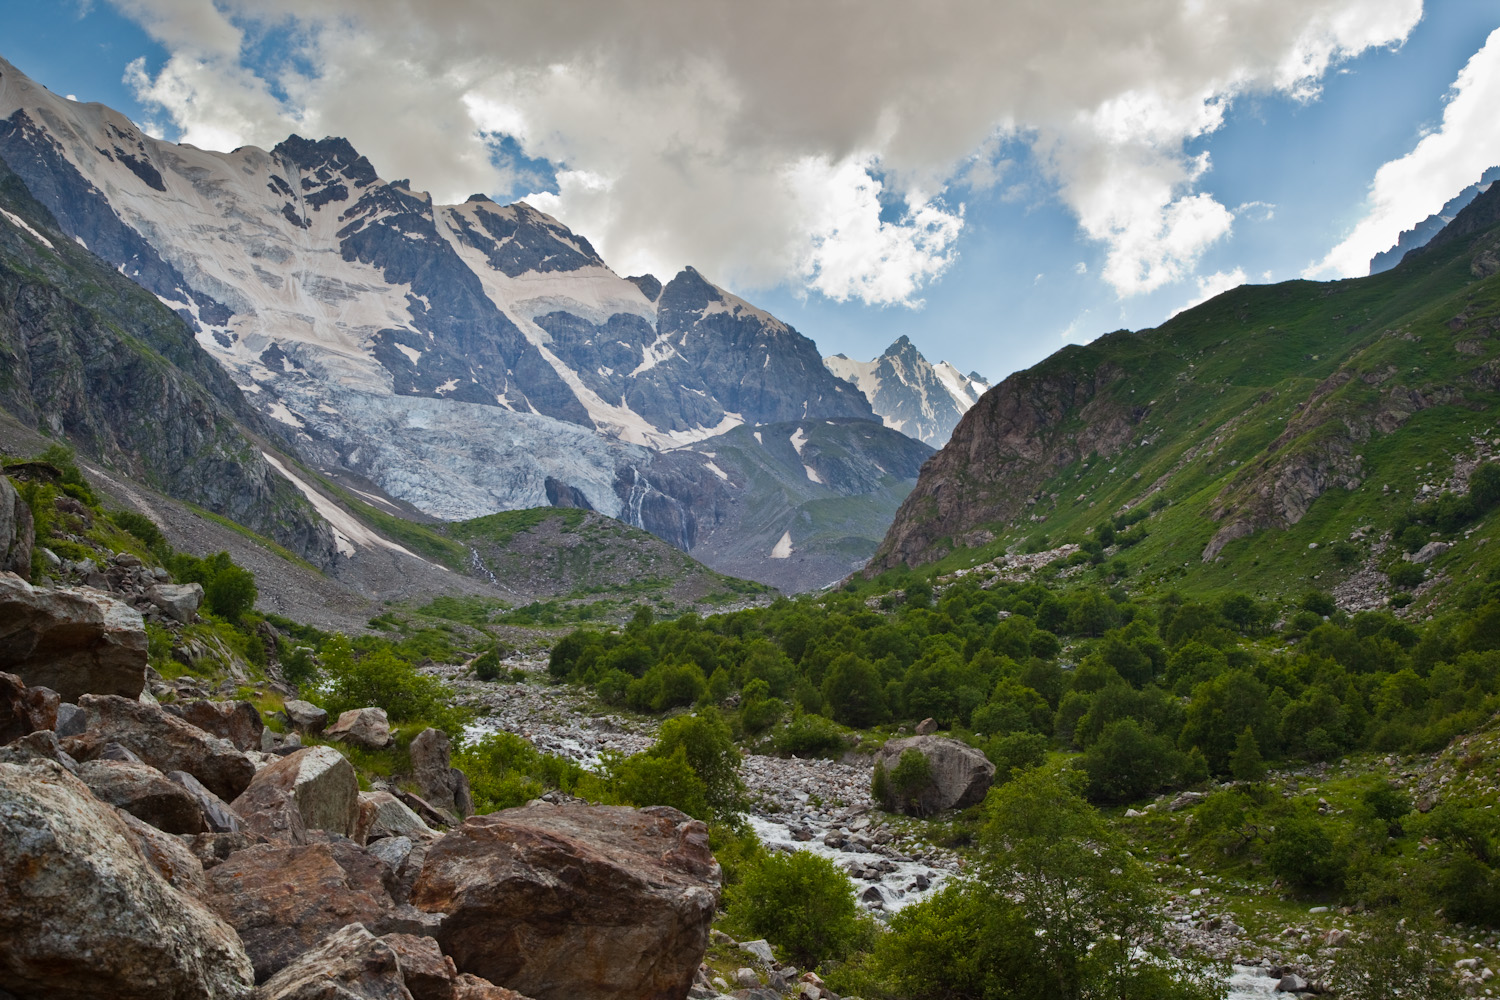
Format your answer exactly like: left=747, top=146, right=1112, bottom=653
left=4, top=1, right=1500, bottom=384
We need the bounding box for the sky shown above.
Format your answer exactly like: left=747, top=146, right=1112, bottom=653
left=4, top=1, right=1500, bottom=384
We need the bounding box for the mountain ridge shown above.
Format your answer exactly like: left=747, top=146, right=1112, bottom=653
left=825, top=335, right=989, bottom=447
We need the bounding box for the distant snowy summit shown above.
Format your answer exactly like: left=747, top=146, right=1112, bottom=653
left=825, top=336, right=990, bottom=447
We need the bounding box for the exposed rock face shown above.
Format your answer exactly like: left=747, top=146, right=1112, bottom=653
left=874, top=736, right=995, bottom=815
left=77, top=758, right=208, bottom=835
left=206, top=841, right=396, bottom=983
left=411, top=802, right=720, bottom=1000
left=284, top=699, right=329, bottom=735
left=0, top=669, right=57, bottom=742
left=167, top=769, right=242, bottom=833
left=0, top=759, right=254, bottom=999
left=383, top=932, right=458, bottom=1000
left=0, top=475, right=33, bottom=578
left=871, top=359, right=1133, bottom=572
left=231, top=745, right=359, bottom=843
left=0, top=574, right=148, bottom=700
left=146, top=582, right=203, bottom=623
left=115, top=808, right=210, bottom=898
left=825, top=335, right=990, bottom=447
left=70, top=693, right=255, bottom=801
left=410, top=727, right=473, bottom=818
left=327, top=706, right=394, bottom=749
left=167, top=698, right=264, bottom=751
left=255, top=923, right=411, bottom=1000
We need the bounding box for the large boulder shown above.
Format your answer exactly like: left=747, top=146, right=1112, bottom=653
left=0, top=574, right=148, bottom=700
left=77, top=758, right=208, bottom=835
left=360, top=790, right=438, bottom=842
left=146, top=582, right=203, bottom=624
left=69, top=694, right=256, bottom=801
left=411, top=802, right=721, bottom=1000
left=167, top=769, right=243, bottom=833
left=0, top=759, right=254, bottom=999
left=255, top=923, right=410, bottom=1000
left=205, top=840, right=397, bottom=983
left=383, top=932, right=457, bottom=1000
left=166, top=699, right=264, bottom=751
left=326, top=706, right=394, bottom=749
left=0, top=476, right=33, bottom=579
left=284, top=699, right=329, bottom=735
left=231, top=745, right=359, bottom=843
left=874, top=735, right=995, bottom=815
left=410, top=727, right=474, bottom=818
left=0, top=670, right=58, bottom=742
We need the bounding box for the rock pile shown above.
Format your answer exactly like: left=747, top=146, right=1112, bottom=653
left=0, top=593, right=723, bottom=1000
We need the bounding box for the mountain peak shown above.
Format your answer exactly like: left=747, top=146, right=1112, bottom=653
left=271, top=135, right=379, bottom=188
left=823, top=337, right=988, bottom=447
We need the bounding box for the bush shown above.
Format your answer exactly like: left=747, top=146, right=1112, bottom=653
left=610, top=745, right=710, bottom=819
left=455, top=731, right=590, bottom=813
left=109, top=509, right=167, bottom=556
left=318, top=636, right=465, bottom=731
left=472, top=645, right=502, bottom=681
left=1328, top=918, right=1463, bottom=1000
left=646, top=713, right=744, bottom=819
left=1230, top=726, right=1266, bottom=782
left=821, top=654, right=887, bottom=727
left=1079, top=719, right=1180, bottom=804
left=728, top=850, right=865, bottom=968
left=170, top=551, right=258, bottom=622
left=889, top=748, right=933, bottom=813
left=772, top=713, right=846, bottom=758
left=1265, top=806, right=1342, bottom=890
left=1388, top=562, right=1426, bottom=590
left=985, top=731, right=1050, bottom=781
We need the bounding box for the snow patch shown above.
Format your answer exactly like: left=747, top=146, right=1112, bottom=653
left=770, top=530, right=794, bottom=559
left=260, top=451, right=427, bottom=562
left=0, top=208, right=54, bottom=249
left=395, top=343, right=422, bottom=365
left=266, top=402, right=305, bottom=428
left=790, top=426, right=810, bottom=455
left=803, top=464, right=824, bottom=485
left=704, top=460, right=729, bottom=482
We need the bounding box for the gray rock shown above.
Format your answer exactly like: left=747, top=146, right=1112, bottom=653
left=77, top=758, right=208, bottom=835
left=873, top=735, right=995, bottom=815
left=358, top=790, right=438, bottom=842
left=281, top=699, right=328, bottom=736
left=325, top=706, right=393, bottom=749
left=735, top=968, right=760, bottom=988
left=0, top=728, right=79, bottom=772
left=231, top=745, right=360, bottom=844
left=1169, top=791, right=1207, bottom=812
left=740, top=939, right=775, bottom=964
left=0, top=478, right=33, bottom=580
left=410, top=726, right=474, bottom=818
left=914, top=717, right=938, bottom=735
left=145, top=583, right=203, bottom=624
left=54, top=701, right=85, bottom=736
left=1406, top=541, right=1450, bottom=564
left=0, top=670, right=58, bottom=742
left=166, top=769, right=242, bottom=833
left=0, top=759, right=254, bottom=999
left=256, top=923, right=408, bottom=1000
left=166, top=699, right=264, bottom=751
left=0, top=574, right=148, bottom=701
left=1276, top=972, right=1309, bottom=993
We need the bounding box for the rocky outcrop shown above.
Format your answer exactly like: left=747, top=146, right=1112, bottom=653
left=0, top=759, right=254, bottom=1000
left=69, top=693, right=255, bottom=801
left=77, top=757, right=208, bottom=835
left=167, top=699, right=264, bottom=751
left=0, top=573, right=148, bottom=700
left=874, top=736, right=995, bottom=815
left=411, top=802, right=720, bottom=1000
left=360, top=790, right=438, bottom=842
left=146, top=582, right=203, bottom=623
left=0, top=669, right=57, bottom=742
left=0, top=475, right=33, bottom=578
left=205, top=841, right=398, bottom=983
left=255, top=923, right=410, bottom=1000
left=870, top=358, right=1135, bottom=572
left=327, top=706, right=394, bottom=749
left=230, top=745, right=359, bottom=844
left=410, top=727, right=473, bottom=819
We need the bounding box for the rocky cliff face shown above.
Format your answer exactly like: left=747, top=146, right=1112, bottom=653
left=825, top=335, right=989, bottom=446
left=0, top=154, right=339, bottom=569
left=1369, top=166, right=1500, bottom=275
left=0, top=56, right=900, bottom=585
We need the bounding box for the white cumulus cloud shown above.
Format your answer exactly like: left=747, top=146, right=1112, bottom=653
left=110, top=0, right=1422, bottom=305
left=1309, top=26, right=1500, bottom=278
left=1170, top=268, right=1250, bottom=318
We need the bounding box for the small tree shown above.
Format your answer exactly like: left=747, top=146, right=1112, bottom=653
left=1230, top=726, right=1266, bottom=782
left=1328, top=918, right=1463, bottom=1000
left=890, top=748, right=933, bottom=815
left=871, top=758, right=892, bottom=809
left=728, top=850, right=864, bottom=968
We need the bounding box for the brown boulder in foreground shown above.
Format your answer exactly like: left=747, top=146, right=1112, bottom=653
left=412, top=802, right=720, bottom=1000
left=0, top=574, right=148, bottom=700
left=0, top=759, right=253, bottom=999
left=231, top=745, right=359, bottom=844
left=0, top=670, right=58, bottom=742
left=70, top=694, right=256, bottom=801
left=255, top=923, right=409, bottom=1000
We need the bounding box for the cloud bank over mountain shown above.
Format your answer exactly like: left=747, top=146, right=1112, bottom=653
left=114, top=0, right=1421, bottom=306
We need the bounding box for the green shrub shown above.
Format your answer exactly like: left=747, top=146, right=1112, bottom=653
left=1388, top=562, right=1426, bottom=590
left=1079, top=719, right=1180, bottom=804
left=1329, top=918, right=1463, bottom=1000
left=317, top=636, right=465, bottom=732
left=645, top=713, right=745, bottom=819
left=472, top=645, right=502, bottom=681
left=1265, top=806, right=1342, bottom=890
left=773, top=714, right=846, bottom=758
left=109, top=509, right=167, bottom=557
left=1230, top=726, right=1266, bottom=782
left=871, top=758, right=892, bottom=808
left=456, top=731, right=591, bottom=813
left=890, top=748, right=933, bottom=813
left=985, top=731, right=1050, bottom=781
left=739, top=678, right=782, bottom=734
left=610, top=745, right=710, bottom=819
left=820, top=653, right=887, bottom=727
left=728, top=850, right=865, bottom=968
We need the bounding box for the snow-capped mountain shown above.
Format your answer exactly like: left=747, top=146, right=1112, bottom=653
left=0, top=55, right=919, bottom=589
left=1369, top=165, right=1500, bottom=274
left=825, top=336, right=990, bottom=447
